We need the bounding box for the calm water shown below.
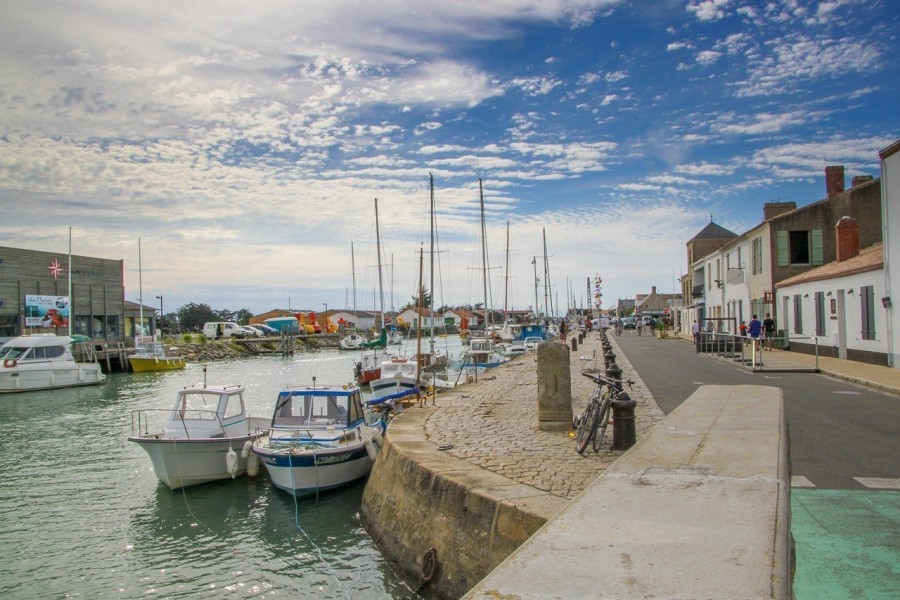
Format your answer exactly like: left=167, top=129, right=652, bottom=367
left=0, top=339, right=461, bottom=599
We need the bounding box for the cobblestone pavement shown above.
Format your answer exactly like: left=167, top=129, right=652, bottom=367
left=424, top=331, right=665, bottom=500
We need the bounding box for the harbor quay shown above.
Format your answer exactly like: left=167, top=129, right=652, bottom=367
left=361, top=329, right=791, bottom=599
left=360, top=331, right=667, bottom=599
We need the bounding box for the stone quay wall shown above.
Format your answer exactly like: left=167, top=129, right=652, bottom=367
left=361, top=332, right=664, bottom=599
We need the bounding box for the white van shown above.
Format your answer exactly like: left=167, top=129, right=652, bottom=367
left=202, top=322, right=245, bottom=339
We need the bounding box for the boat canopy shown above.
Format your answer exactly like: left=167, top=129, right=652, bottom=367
left=271, top=386, right=365, bottom=428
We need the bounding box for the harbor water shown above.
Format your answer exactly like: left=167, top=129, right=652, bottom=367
left=0, top=339, right=462, bottom=599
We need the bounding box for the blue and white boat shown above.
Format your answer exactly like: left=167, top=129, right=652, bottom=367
left=252, top=382, right=385, bottom=497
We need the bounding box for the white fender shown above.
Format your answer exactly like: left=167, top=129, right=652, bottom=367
left=364, top=437, right=377, bottom=461
left=373, top=429, right=384, bottom=446
left=241, top=440, right=253, bottom=459
left=246, top=451, right=259, bottom=477
left=226, top=447, right=238, bottom=478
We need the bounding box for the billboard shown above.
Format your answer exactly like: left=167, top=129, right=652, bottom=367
left=25, top=295, right=70, bottom=328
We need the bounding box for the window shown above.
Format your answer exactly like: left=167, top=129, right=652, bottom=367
left=751, top=237, right=763, bottom=274
left=814, top=292, right=825, bottom=336
left=861, top=285, right=875, bottom=340
left=777, top=230, right=823, bottom=267
left=737, top=247, right=742, bottom=270
left=793, top=294, right=803, bottom=334
left=0, top=315, right=18, bottom=338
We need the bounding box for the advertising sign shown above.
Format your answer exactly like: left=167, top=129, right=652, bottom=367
left=24, top=295, right=70, bottom=328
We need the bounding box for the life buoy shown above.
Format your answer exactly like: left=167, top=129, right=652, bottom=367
left=3, top=359, right=17, bottom=368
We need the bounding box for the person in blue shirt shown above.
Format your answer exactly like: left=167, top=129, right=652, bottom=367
left=748, top=314, right=763, bottom=359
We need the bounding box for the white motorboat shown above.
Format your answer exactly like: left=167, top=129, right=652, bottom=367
left=370, top=356, right=418, bottom=396
left=252, top=383, right=386, bottom=497
left=0, top=334, right=106, bottom=393
left=129, top=383, right=267, bottom=489
left=339, top=332, right=366, bottom=350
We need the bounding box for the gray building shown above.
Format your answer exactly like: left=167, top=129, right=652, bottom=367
left=0, top=245, right=127, bottom=341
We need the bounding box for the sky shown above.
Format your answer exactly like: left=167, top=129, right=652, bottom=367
left=1, top=0, right=897, bottom=318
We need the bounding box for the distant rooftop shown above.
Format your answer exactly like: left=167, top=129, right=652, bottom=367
left=690, top=221, right=738, bottom=241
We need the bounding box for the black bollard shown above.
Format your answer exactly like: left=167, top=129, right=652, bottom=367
left=606, top=362, right=622, bottom=392
left=571, top=336, right=578, bottom=351
left=611, top=392, right=637, bottom=450
left=578, top=332, right=584, bottom=343
left=604, top=349, right=616, bottom=370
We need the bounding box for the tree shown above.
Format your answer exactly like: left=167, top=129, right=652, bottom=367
left=178, top=303, right=217, bottom=332
left=409, top=286, right=432, bottom=310
left=233, top=309, right=253, bottom=325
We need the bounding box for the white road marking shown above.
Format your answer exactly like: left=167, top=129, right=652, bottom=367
left=854, top=477, right=900, bottom=489
left=791, top=476, right=816, bottom=488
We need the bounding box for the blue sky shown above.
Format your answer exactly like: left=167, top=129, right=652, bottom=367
left=1, top=0, right=897, bottom=317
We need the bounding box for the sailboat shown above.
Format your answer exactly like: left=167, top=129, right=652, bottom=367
left=355, top=199, right=392, bottom=385
left=340, top=243, right=367, bottom=351
left=128, top=239, right=186, bottom=372
left=461, top=179, right=507, bottom=369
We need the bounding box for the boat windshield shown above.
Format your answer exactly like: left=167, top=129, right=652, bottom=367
left=0, top=346, right=29, bottom=360
left=273, top=391, right=360, bottom=427
left=174, top=391, right=231, bottom=420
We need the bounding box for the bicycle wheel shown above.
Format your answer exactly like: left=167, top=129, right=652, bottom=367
left=575, top=401, right=600, bottom=454
left=592, top=396, right=612, bottom=452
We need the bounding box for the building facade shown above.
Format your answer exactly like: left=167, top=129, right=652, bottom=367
left=0, top=246, right=126, bottom=342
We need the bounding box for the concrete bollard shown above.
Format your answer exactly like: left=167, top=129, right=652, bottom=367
left=611, top=392, right=637, bottom=450
left=604, top=350, right=616, bottom=370
left=536, top=341, right=573, bottom=431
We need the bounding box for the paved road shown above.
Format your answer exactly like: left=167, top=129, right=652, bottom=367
left=611, top=331, right=899, bottom=490
left=610, top=331, right=900, bottom=598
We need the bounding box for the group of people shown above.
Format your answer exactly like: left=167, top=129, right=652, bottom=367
left=691, top=313, right=777, bottom=350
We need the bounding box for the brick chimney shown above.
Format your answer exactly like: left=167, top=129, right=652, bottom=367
left=825, top=165, right=845, bottom=199
left=763, top=201, right=797, bottom=220
left=835, top=216, right=859, bottom=262
left=851, top=174, right=874, bottom=187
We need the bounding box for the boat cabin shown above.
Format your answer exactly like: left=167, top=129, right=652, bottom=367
left=165, top=385, right=248, bottom=438
left=271, top=386, right=365, bottom=428
left=0, top=335, right=74, bottom=363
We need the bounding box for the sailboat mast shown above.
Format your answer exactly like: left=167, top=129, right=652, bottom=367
left=138, top=237, right=143, bottom=337
left=351, top=242, right=357, bottom=320
left=429, top=173, right=435, bottom=343
left=374, top=198, right=386, bottom=331
left=479, top=179, right=491, bottom=330
left=542, top=228, right=549, bottom=319
left=533, top=258, right=540, bottom=321
left=67, top=226, right=72, bottom=336
left=503, top=221, right=509, bottom=324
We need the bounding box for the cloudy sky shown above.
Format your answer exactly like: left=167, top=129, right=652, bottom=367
left=1, top=0, right=896, bottom=317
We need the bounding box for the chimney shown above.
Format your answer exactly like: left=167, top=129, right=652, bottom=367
left=851, top=174, right=874, bottom=187
left=825, top=165, right=845, bottom=199
left=763, top=201, right=797, bottom=221
left=651, top=286, right=657, bottom=295
left=835, top=216, right=860, bottom=262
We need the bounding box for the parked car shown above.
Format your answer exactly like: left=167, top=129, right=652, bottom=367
left=240, top=326, right=264, bottom=337
left=247, top=324, right=279, bottom=336
left=622, top=317, right=636, bottom=329
left=202, top=321, right=246, bottom=339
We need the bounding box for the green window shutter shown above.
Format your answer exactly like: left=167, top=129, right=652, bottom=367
left=776, top=231, right=789, bottom=267
left=810, top=229, right=823, bottom=265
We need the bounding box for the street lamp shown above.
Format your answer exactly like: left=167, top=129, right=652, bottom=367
left=323, top=302, right=328, bottom=316
left=155, top=295, right=163, bottom=333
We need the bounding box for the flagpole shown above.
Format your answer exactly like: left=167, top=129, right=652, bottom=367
left=68, top=226, right=72, bottom=337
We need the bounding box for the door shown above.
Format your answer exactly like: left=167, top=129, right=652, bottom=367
left=836, top=290, right=847, bottom=359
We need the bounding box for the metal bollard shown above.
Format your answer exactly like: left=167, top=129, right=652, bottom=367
left=611, top=392, right=637, bottom=450
left=604, top=350, right=616, bottom=370
left=578, top=332, right=584, bottom=343
left=571, top=337, right=578, bottom=351
left=606, top=362, right=622, bottom=392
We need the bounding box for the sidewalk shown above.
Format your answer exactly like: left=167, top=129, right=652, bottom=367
left=675, top=331, right=900, bottom=396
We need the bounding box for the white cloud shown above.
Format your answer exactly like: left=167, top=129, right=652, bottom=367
left=509, top=76, right=563, bottom=96
left=696, top=50, right=722, bottom=66
left=676, top=162, right=736, bottom=176
left=686, top=0, right=731, bottom=21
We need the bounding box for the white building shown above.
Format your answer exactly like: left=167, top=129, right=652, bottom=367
left=880, top=140, right=900, bottom=367
left=777, top=222, right=885, bottom=364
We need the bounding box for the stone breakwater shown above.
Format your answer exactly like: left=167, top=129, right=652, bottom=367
left=361, top=332, right=665, bottom=599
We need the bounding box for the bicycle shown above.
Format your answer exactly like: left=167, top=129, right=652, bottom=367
left=573, top=372, right=633, bottom=454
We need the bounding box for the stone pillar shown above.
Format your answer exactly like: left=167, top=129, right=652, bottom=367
left=536, top=341, right=573, bottom=431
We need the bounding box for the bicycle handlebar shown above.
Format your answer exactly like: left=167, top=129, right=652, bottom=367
left=582, top=372, right=634, bottom=389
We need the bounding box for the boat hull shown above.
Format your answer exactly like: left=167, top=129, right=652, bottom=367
left=0, top=364, right=105, bottom=393
left=129, top=356, right=186, bottom=372
left=129, top=434, right=257, bottom=489
left=254, top=443, right=375, bottom=497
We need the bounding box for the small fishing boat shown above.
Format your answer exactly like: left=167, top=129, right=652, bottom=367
left=370, top=356, right=418, bottom=396
left=128, top=380, right=266, bottom=489
left=252, top=382, right=386, bottom=497
left=128, top=339, right=186, bottom=372
left=0, top=334, right=106, bottom=393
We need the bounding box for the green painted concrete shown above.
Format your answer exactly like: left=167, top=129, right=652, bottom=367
left=792, top=489, right=900, bottom=599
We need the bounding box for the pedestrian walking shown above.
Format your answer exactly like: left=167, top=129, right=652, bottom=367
left=739, top=321, right=748, bottom=336
left=763, top=313, right=776, bottom=350
left=748, top=314, right=763, bottom=359
left=692, top=319, right=700, bottom=343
